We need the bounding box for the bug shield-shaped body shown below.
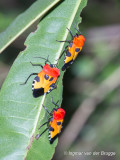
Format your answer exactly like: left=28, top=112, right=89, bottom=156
left=49, top=108, right=65, bottom=144
left=62, top=34, right=85, bottom=71
left=32, top=64, right=60, bottom=98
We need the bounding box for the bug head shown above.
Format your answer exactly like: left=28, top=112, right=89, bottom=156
left=34, top=56, right=59, bottom=69
left=77, top=35, right=85, bottom=46
left=73, top=32, right=85, bottom=47
left=43, top=64, right=60, bottom=78
left=53, top=108, right=65, bottom=120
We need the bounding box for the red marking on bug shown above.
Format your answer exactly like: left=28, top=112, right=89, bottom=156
left=43, top=64, right=60, bottom=77
left=53, top=108, right=65, bottom=120
left=73, top=35, right=85, bottom=47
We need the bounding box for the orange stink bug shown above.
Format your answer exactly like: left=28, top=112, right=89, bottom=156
left=57, top=24, right=85, bottom=71
left=36, top=97, right=65, bottom=144
left=21, top=57, right=60, bottom=98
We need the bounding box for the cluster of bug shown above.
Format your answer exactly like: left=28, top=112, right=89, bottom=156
left=21, top=25, right=85, bottom=144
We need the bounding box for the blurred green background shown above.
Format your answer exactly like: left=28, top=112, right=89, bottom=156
left=0, top=0, right=120, bottom=160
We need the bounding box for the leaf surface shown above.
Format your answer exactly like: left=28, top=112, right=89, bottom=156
left=0, top=0, right=87, bottom=160
left=0, top=0, right=61, bottom=54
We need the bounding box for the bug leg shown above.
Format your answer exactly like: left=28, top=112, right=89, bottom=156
left=35, top=127, right=48, bottom=140
left=59, top=49, right=66, bottom=59
left=56, top=40, right=70, bottom=43
left=52, top=84, right=57, bottom=91
left=38, top=121, right=48, bottom=129
left=66, top=27, right=74, bottom=39
left=20, top=73, right=38, bottom=85
left=38, top=117, right=51, bottom=129
left=51, top=97, right=60, bottom=108
left=42, top=105, right=52, bottom=116
left=30, top=62, right=43, bottom=68
left=56, top=27, right=73, bottom=43
left=46, top=83, right=58, bottom=94
left=56, top=100, right=59, bottom=105
left=36, top=117, right=51, bottom=139
left=49, top=83, right=57, bottom=93
left=57, top=45, right=68, bottom=60
left=56, top=50, right=66, bottom=60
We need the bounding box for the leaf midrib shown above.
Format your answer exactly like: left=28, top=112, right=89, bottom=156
left=30, top=0, right=82, bottom=139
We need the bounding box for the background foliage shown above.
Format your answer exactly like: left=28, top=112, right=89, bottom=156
left=0, top=0, right=120, bottom=160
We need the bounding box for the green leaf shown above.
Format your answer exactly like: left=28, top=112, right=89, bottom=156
left=0, top=0, right=61, bottom=54
left=0, top=13, right=17, bottom=32
left=0, top=0, right=87, bottom=160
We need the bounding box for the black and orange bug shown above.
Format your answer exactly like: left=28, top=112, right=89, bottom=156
left=35, top=97, right=65, bottom=144
left=57, top=24, right=85, bottom=71
left=21, top=57, right=60, bottom=98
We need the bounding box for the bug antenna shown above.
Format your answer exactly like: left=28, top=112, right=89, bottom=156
left=51, top=97, right=60, bottom=108
left=74, top=23, right=82, bottom=35
left=66, top=27, right=74, bottom=39
left=46, top=55, right=50, bottom=64
left=33, top=56, right=51, bottom=64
